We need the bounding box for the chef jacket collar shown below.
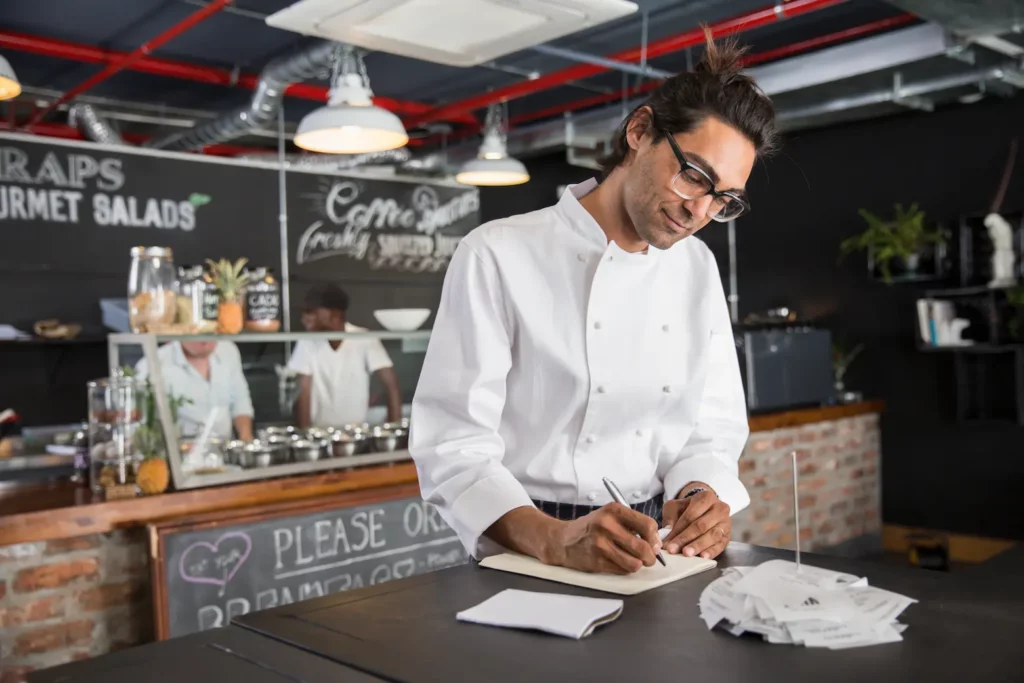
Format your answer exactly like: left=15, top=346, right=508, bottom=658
left=555, top=178, right=664, bottom=264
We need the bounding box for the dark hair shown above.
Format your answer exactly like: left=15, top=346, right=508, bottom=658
left=303, top=283, right=349, bottom=314
left=599, top=29, right=778, bottom=178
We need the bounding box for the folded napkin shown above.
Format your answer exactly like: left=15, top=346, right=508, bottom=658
left=456, top=588, right=623, bottom=639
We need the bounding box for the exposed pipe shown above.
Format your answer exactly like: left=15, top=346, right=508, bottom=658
left=0, top=30, right=476, bottom=124
left=776, top=64, right=1010, bottom=122
left=67, top=103, right=124, bottom=145
left=401, top=0, right=848, bottom=129
left=504, top=16, right=916, bottom=130
left=23, top=0, right=232, bottom=128
left=530, top=44, right=673, bottom=80
left=147, top=40, right=338, bottom=151
left=237, top=148, right=412, bottom=169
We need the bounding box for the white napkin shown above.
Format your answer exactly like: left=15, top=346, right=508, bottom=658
left=456, top=589, right=623, bottom=639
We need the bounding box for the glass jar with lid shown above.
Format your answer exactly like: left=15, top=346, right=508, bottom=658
left=128, top=246, right=177, bottom=333
left=176, top=265, right=202, bottom=327
left=244, top=266, right=282, bottom=332
left=87, top=375, right=144, bottom=495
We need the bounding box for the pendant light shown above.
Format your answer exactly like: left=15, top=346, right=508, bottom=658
left=0, top=53, right=21, bottom=101
left=456, top=103, right=529, bottom=187
left=294, top=45, right=408, bottom=155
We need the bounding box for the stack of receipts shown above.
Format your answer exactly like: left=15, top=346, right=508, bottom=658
left=699, top=560, right=916, bottom=649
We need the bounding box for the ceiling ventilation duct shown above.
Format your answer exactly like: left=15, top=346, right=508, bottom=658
left=265, top=0, right=637, bottom=67
left=147, top=40, right=337, bottom=152
left=886, top=0, right=1024, bottom=37
left=68, top=103, right=125, bottom=145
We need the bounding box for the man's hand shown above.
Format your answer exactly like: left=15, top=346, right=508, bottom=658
left=662, top=488, right=731, bottom=560
left=546, top=504, right=662, bottom=574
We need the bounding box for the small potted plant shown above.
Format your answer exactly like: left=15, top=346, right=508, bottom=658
left=206, top=258, right=251, bottom=334
left=840, top=203, right=946, bottom=283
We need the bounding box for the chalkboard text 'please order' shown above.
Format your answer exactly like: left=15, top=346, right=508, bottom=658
left=273, top=501, right=449, bottom=572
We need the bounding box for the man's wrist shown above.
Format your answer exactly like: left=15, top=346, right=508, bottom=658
left=484, top=506, right=565, bottom=565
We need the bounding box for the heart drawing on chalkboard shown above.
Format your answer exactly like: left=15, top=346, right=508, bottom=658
left=178, top=531, right=252, bottom=594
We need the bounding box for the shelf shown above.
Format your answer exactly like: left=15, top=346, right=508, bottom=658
left=174, top=450, right=412, bottom=490
left=923, top=286, right=1003, bottom=298
left=109, top=330, right=431, bottom=344
left=917, top=344, right=1022, bottom=354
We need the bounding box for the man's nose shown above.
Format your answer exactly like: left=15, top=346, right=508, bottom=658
left=683, top=194, right=716, bottom=221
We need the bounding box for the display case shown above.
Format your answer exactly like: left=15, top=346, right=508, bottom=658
left=107, top=330, right=430, bottom=491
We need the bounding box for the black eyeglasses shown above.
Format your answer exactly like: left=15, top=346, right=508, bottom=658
left=664, top=133, right=750, bottom=222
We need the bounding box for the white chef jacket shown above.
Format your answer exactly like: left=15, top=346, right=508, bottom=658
left=292, top=323, right=393, bottom=427
left=410, top=179, right=751, bottom=557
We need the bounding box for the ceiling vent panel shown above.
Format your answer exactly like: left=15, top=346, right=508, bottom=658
left=265, top=0, right=638, bottom=66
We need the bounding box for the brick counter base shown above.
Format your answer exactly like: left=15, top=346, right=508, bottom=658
left=0, top=530, right=151, bottom=681
left=731, top=412, right=882, bottom=551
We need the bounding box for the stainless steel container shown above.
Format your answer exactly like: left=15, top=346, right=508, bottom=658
left=258, top=425, right=295, bottom=441
left=291, top=438, right=325, bottom=462
left=238, top=442, right=276, bottom=468
left=302, top=427, right=330, bottom=442
left=224, top=440, right=247, bottom=465
left=330, top=431, right=369, bottom=458
left=372, top=427, right=407, bottom=453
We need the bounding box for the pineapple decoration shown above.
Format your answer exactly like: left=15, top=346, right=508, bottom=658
left=133, top=375, right=191, bottom=496
left=206, top=258, right=251, bottom=334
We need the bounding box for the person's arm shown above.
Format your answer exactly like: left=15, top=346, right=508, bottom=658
left=374, top=367, right=402, bottom=422
left=233, top=415, right=254, bottom=441
left=365, top=340, right=401, bottom=422
left=660, top=253, right=750, bottom=560
left=226, top=347, right=255, bottom=440
left=296, top=374, right=312, bottom=429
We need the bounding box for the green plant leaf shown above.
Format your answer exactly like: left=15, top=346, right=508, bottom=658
left=188, top=193, right=212, bottom=207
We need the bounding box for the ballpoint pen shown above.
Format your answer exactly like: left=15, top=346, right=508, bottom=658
left=602, top=476, right=667, bottom=566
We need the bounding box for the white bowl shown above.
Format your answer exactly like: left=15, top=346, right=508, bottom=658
left=373, top=308, right=431, bottom=331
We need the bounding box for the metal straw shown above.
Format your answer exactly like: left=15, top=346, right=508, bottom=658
left=792, top=450, right=802, bottom=572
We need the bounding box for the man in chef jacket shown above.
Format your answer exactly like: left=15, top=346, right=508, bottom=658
left=293, top=284, right=402, bottom=428
left=411, top=35, right=776, bottom=573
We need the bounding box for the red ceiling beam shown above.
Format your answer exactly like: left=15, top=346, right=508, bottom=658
left=402, top=0, right=848, bottom=130
left=507, top=13, right=917, bottom=129
left=0, top=30, right=476, bottom=124
left=24, top=0, right=233, bottom=128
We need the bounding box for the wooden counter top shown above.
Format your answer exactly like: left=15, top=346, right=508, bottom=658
left=0, top=402, right=883, bottom=547
left=748, top=400, right=883, bottom=432
left=0, top=463, right=418, bottom=547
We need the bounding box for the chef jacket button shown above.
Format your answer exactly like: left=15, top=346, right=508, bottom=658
left=635, top=429, right=644, bottom=437
left=587, top=492, right=598, bottom=502
left=662, top=324, right=670, bottom=332
left=596, top=385, right=606, bottom=394
left=632, top=491, right=643, bottom=500
left=607, top=255, right=614, bottom=262
left=662, top=385, right=672, bottom=394
left=585, top=435, right=596, bottom=444
left=577, top=253, right=586, bottom=262
left=594, top=321, right=602, bottom=330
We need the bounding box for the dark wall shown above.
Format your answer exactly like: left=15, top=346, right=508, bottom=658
left=486, top=96, right=1024, bottom=540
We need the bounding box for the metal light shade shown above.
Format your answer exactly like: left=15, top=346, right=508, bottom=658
left=455, top=157, right=530, bottom=186
left=294, top=103, right=409, bottom=154
left=0, top=54, right=21, bottom=101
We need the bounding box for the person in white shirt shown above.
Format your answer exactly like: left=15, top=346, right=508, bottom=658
left=293, top=284, right=402, bottom=428
left=136, top=341, right=254, bottom=441
left=411, top=35, right=777, bottom=573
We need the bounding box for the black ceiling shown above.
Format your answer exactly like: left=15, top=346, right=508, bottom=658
left=0, top=0, right=922, bottom=151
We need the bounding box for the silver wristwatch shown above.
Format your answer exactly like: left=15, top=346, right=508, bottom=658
left=682, top=487, right=707, bottom=499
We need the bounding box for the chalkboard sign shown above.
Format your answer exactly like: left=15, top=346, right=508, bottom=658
left=150, top=487, right=468, bottom=639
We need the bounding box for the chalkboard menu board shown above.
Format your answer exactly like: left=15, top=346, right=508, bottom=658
left=150, top=489, right=468, bottom=639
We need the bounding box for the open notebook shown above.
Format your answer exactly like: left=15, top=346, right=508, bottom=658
left=479, top=552, right=717, bottom=596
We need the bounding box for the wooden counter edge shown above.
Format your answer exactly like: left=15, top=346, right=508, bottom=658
left=748, top=400, right=884, bottom=432
left=0, top=462, right=419, bottom=547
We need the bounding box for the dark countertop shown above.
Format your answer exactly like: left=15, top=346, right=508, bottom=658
left=234, top=542, right=1023, bottom=683
left=27, top=625, right=385, bottom=683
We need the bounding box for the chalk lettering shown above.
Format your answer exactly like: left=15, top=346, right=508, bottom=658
left=197, top=605, right=222, bottom=631
left=273, top=528, right=293, bottom=571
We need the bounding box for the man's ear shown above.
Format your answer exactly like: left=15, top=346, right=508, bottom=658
left=625, top=106, right=654, bottom=153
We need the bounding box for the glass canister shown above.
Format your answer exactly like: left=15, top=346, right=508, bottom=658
left=87, top=376, right=144, bottom=495
left=200, top=267, right=220, bottom=326
left=244, top=267, right=282, bottom=332
left=128, top=246, right=177, bottom=333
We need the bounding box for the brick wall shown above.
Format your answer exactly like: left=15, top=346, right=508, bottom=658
left=0, top=530, right=151, bottom=682
left=732, top=412, right=882, bottom=551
